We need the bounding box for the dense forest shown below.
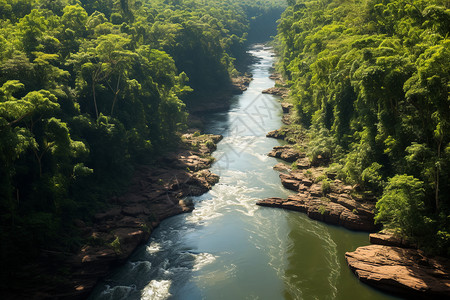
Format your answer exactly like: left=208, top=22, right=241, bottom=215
left=277, top=0, right=449, bottom=255
left=0, top=0, right=286, bottom=287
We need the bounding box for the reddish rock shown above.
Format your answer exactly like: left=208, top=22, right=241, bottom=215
left=336, top=197, right=375, bottom=218
left=269, top=73, right=281, bottom=81
left=309, top=184, right=323, bottom=197
left=339, top=210, right=378, bottom=232
left=231, top=75, right=252, bottom=94
left=322, top=203, right=345, bottom=225
left=257, top=194, right=377, bottom=232
left=273, top=163, right=290, bottom=172
left=346, top=245, right=450, bottom=298
left=282, top=200, right=308, bottom=213
left=279, top=173, right=300, bottom=191
left=256, top=197, right=285, bottom=208
left=295, top=158, right=311, bottom=169
left=369, top=233, right=417, bottom=249
left=268, top=145, right=300, bottom=162
left=298, top=183, right=309, bottom=192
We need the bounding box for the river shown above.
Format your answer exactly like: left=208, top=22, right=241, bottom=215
left=89, top=45, right=399, bottom=300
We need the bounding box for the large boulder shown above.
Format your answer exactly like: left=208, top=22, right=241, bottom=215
left=346, top=245, right=450, bottom=298
left=279, top=173, right=300, bottom=191
left=268, top=145, right=301, bottom=162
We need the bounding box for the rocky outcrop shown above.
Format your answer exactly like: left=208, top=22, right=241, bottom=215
left=268, top=145, right=302, bottom=162
left=281, top=102, right=293, bottom=113
left=23, top=133, right=222, bottom=300
left=257, top=191, right=378, bottom=232
left=262, top=86, right=289, bottom=98
left=264, top=64, right=450, bottom=300
left=346, top=245, right=450, bottom=298
left=273, top=163, right=290, bottom=173
left=369, top=232, right=417, bottom=249
left=266, top=129, right=287, bottom=140
left=262, top=134, right=379, bottom=232
left=231, top=74, right=252, bottom=94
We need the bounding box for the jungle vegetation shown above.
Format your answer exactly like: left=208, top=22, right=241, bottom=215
left=0, top=0, right=286, bottom=285
left=277, top=0, right=449, bottom=255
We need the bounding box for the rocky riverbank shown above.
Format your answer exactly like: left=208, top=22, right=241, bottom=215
left=258, top=139, right=379, bottom=232
left=10, top=133, right=222, bottom=300
left=261, top=73, right=450, bottom=299
left=258, top=74, right=379, bottom=232
left=346, top=232, right=450, bottom=298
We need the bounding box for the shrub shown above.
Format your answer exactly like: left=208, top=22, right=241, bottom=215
left=110, top=237, right=122, bottom=254
left=318, top=205, right=326, bottom=215
left=361, top=162, right=384, bottom=195
left=321, top=179, right=332, bottom=195
left=375, top=175, right=425, bottom=238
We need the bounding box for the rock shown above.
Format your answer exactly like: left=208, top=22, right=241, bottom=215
left=257, top=194, right=377, bottom=232
left=94, top=207, right=122, bottom=222
left=273, top=163, right=290, bottom=172
left=256, top=197, right=285, bottom=208
left=268, top=145, right=300, bottom=162
left=369, top=233, right=417, bottom=249
left=336, top=197, right=375, bottom=218
left=266, top=129, right=286, bottom=140
left=294, top=158, right=311, bottom=169
left=279, top=173, right=300, bottom=191
left=231, top=75, right=252, bottom=94
left=257, top=197, right=308, bottom=213
left=282, top=200, right=308, bottom=213
left=339, top=210, right=378, bottom=232
left=269, top=73, right=282, bottom=81
left=346, top=245, right=450, bottom=298
left=281, top=102, right=293, bottom=113
left=321, top=202, right=345, bottom=225
left=282, top=114, right=291, bottom=125
left=309, top=184, right=322, bottom=197
left=122, top=205, right=151, bottom=217
left=112, top=228, right=150, bottom=258
left=262, top=87, right=288, bottom=98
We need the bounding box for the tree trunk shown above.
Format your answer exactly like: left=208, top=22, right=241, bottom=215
left=435, top=139, right=441, bottom=213
left=92, top=81, right=99, bottom=119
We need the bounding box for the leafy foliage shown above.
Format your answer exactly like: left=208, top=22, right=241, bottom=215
left=277, top=0, right=449, bottom=254
left=375, top=175, right=426, bottom=238
left=0, top=0, right=286, bottom=286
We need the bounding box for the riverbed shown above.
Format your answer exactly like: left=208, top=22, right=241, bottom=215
left=89, top=45, right=399, bottom=300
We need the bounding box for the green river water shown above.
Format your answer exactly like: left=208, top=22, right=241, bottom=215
left=89, top=45, right=401, bottom=300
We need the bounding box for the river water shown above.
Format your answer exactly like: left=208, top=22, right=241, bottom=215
left=89, top=45, right=399, bottom=300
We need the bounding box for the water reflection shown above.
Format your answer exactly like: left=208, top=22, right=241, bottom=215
left=283, top=213, right=401, bottom=300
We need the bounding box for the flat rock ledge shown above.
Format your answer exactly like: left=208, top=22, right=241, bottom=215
left=257, top=193, right=378, bottom=232
left=268, top=145, right=303, bottom=162
left=262, top=86, right=289, bottom=98
left=262, top=142, right=378, bottom=232
left=24, top=133, right=222, bottom=300
left=346, top=245, right=450, bottom=298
